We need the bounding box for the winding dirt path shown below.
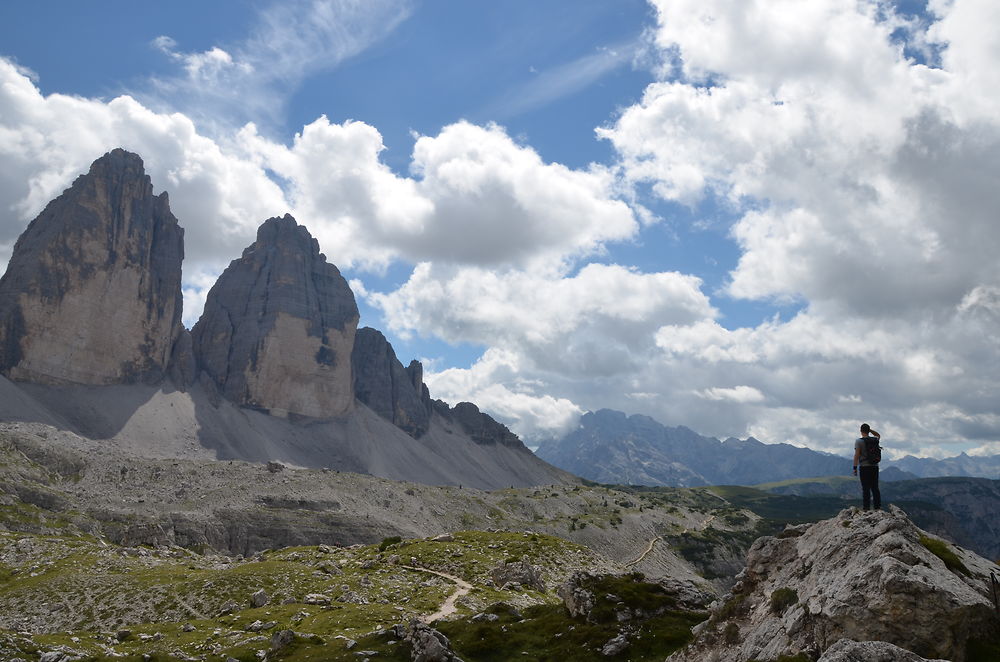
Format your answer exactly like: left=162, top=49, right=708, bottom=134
left=625, top=535, right=663, bottom=567
left=400, top=565, right=473, bottom=623
left=625, top=513, right=719, bottom=568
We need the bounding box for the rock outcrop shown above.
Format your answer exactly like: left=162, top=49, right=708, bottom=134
left=557, top=572, right=596, bottom=619
left=352, top=327, right=431, bottom=437
left=817, top=638, right=949, bottom=662
left=191, top=215, right=358, bottom=418
left=490, top=558, right=545, bottom=591
left=351, top=331, right=529, bottom=446
left=433, top=401, right=525, bottom=449
left=0, top=149, right=184, bottom=385
left=405, top=621, right=464, bottom=662
left=670, top=506, right=1000, bottom=662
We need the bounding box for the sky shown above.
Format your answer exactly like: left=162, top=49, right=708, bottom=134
left=1, top=0, right=998, bottom=460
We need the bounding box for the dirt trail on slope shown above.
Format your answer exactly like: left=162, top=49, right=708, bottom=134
left=400, top=565, right=473, bottom=623
left=625, top=535, right=664, bottom=567
left=625, top=513, right=719, bottom=568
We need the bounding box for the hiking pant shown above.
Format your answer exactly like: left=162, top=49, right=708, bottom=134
left=859, top=466, right=880, bottom=510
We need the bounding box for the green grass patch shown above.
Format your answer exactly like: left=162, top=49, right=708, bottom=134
left=438, top=601, right=704, bottom=661
left=378, top=536, right=403, bottom=551
left=704, top=486, right=844, bottom=524
left=918, top=536, right=971, bottom=576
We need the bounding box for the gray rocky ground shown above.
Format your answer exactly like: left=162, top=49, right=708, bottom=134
left=0, top=377, right=572, bottom=491
left=0, top=419, right=741, bottom=586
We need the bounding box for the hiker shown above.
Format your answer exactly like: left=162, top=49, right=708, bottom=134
left=853, top=423, right=881, bottom=510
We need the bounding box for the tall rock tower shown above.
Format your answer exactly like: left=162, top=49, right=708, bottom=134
left=191, top=215, right=359, bottom=418
left=0, top=149, right=185, bottom=385
left=352, top=327, right=432, bottom=437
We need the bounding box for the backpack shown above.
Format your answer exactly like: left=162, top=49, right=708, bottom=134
left=861, top=437, right=881, bottom=464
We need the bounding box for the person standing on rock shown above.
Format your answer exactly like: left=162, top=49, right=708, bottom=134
left=853, top=423, right=881, bottom=510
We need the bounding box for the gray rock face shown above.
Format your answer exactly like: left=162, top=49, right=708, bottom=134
left=0, top=149, right=184, bottom=386
left=191, top=215, right=358, bottom=418
left=433, top=400, right=526, bottom=450
left=490, top=558, right=545, bottom=591
left=817, top=638, right=950, bottom=662
left=558, top=572, right=596, bottom=619
left=600, top=632, right=629, bottom=656
left=405, top=621, right=463, bottom=662
left=670, top=506, right=1000, bottom=662
left=352, top=327, right=431, bottom=437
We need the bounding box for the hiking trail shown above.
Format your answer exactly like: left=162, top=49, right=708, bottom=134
left=400, top=565, right=473, bottom=623
left=625, top=513, right=719, bottom=568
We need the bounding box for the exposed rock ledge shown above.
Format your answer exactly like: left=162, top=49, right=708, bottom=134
left=669, top=506, right=1000, bottom=662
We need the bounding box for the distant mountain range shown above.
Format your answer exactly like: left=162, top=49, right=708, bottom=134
left=534, top=408, right=1000, bottom=486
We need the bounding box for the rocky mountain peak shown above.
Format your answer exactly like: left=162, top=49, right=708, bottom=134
left=670, top=506, right=1000, bottom=661
left=0, top=148, right=184, bottom=385
left=351, top=327, right=431, bottom=437
left=191, top=214, right=359, bottom=418
left=434, top=400, right=527, bottom=449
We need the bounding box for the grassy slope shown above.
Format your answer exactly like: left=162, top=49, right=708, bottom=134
left=0, top=527, right=707, bottom=662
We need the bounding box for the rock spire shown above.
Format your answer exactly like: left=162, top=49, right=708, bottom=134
left=191, top=215, right=359, bottom=418
left=351, top=327, right=431, bottom=437
left=0, top=149, right=184, bottom=385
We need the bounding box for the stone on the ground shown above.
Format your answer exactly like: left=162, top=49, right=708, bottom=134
left=250, top=589, right=269, bottom=607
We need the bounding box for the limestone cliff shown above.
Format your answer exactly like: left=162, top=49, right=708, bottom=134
left=0, top=149, right=184, bottom=385
left=352, top=327, right=431, bottom=437
left=191, top=215, right=359, bottom=418
left=670, top=506, right=1000, bottom=662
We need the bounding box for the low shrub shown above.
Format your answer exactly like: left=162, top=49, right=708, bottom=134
left=769, top=587, right=798, bottom=614
left=377, top=536, right=402, bottom=552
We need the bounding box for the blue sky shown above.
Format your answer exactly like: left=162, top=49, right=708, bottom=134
left=1, top=0, right=998, bottom=460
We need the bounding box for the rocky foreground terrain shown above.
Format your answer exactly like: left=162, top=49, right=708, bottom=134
left=0, top=524, right=713, bottom=662
left=3, top=422, right=1000, bottom=661
left=671, top=506, right=1000, bottom=662
left=3, top=456, right=999, bottom=661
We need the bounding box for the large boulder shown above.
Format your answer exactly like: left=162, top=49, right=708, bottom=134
left=557, top=571, right=596, bottom=619
left=0, top=149, right=184, bottom=385
left=351, top=327, right=430, bottom=437
left=669, top=506, right=1000, bottom=662
left=490, top=558, right=545, bottom=591
left=405, top=620, right=463, bottom=662
left=191, top=215, right=358, bottom=418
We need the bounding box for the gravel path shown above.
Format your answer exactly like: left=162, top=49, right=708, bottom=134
left=401, top=565, right=474, bottom=623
